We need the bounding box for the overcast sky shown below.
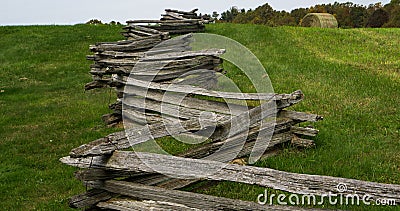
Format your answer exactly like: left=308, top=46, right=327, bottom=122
left=1, top=0, right=390, bottom=25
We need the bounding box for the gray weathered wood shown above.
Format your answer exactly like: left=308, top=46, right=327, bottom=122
left=156, top=22, right=203, bottom=27
left=127, top=19, right=199, bottom=24
left=291, top=126, right=319, bottom=137
left=68, top=11, right=329, bottom=210
left=91, top=36, right=162, bottom=48
left=162, top=12, right=187, bottom=20
left=68, top=119, right=204, bottom=157
left=121, top=87, right=250, bottom=115
left=290, top=135, right=315, bottom=148
left=61, top=151, right=400, bottom=204
left=122, top=90, right=308, bottom=118
left=123, top=25, right=164, bottom=35
left=278, top=110, right=323, bottom=122
left=97, top=181, right=322, bottom=211
left=150, top=27, right=205, bottom=35
left=68, top=188, right=112, bottom=209
left=178, top=118, right=295, bottom=160
left=84, top=80, right=109, bottom=90
left=90, top=37, right=163, bottom=52
left=127, top=67, right=218, bottom=82
left=72, top=122, right=298, bottom=190
left=97, top=198, right=201, bottom=211
left=123, top=95, right=228, bottom=121
left=138, top=49, right=225, bottom=61
left=72, top=121, right=296, bottom=184
left=123, top=78, right=304, bottom=101
left=96, top=53, right=221, bottom=67
left=122, top=107, right=176, bottom=125
left=74, top=169, right=146, bottom=181
left=69, top=102, right=317, bottom=158
left=121, top=32, right=143, bottom=40
left=90, top=55, right=217, bottom=77
left=179, top=129, right=292, bottom=162
left=124, top=28, right=154, bottom=37
left=101, top=112, right=122, bottom=125
left=170, top=69, right=219, bottom=89
left=109, top=44, right=191, bottom=59
left=69, top=98, right=279, bottom=158
left=165, top=9, right=198, bottom=16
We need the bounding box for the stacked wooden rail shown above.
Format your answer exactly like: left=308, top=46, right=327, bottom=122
left=124, top=9, right=209, bottom=37
left=85, top=34, right=223, bottom=126
left=85, top=9, right=211, bottom=126
left=61, top=94, right=400, bottom=210
left=64, top=8, right=400, bottom=210
left=73, top=11, right=332, bottom=208
left=61, top=89, right=400, bottom=209
left=62, top=82, right=328, bottom=209
left=62, top=151, right=400, bottom=210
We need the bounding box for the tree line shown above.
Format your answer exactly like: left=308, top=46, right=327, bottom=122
left=207, top=1, right=400, bottom=28
left=85, top=19, right=122, bottom=25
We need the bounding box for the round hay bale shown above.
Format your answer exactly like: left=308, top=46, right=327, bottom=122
left=301, top=13, right=338, bottom=28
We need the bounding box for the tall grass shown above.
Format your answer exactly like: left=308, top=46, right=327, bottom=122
left=199, top=24, right=400, bottom=210
left=0, top=24, right=123, bottom=210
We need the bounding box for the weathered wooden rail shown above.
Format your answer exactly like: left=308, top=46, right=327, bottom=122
left=62, top=152, right=400, bottom=204
left=124, top=8, right=209, bottom=37
left=86, top=9, right=209, bottom=126
left=63, top=8, right=399, bottom=211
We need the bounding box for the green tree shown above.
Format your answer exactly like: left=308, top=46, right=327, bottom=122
left=383, top=0, right=400, bottom=27
left=212, top=11, right=219, bottom=21
left=233, top=10, right=252, bottom=23
left=350, top=5, right=368, bottom=27
left=86, top=19, right=103, bottom=25
left=309, top=4, right=327, bottom=13
left=249, top=3, right=276, bottom=26
left=220, top=7, right=240, bottom=22
left=218, top=1, right=395, bottom=28
left=367, top=8, right=390, bottom=27
left=290, top=8, right=308, bottom=25
left=230, top=3, right=277, bottom=26
left=273, top=11, right=296, bottom=26
left=335, top=4, right=353, bottom=28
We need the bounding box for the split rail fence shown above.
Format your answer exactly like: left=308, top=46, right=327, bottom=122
left=61, top=8, right=400, bottom=210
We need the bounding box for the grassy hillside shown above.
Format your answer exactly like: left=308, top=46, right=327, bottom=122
left=0, top=24, right=399, bottom=210
left=0, top=25, right=123, bottom=210
left=201, top=24, right=400, bottom=210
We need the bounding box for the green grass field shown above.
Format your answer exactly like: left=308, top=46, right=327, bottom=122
left=0, top=23, right=399, bottom=210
